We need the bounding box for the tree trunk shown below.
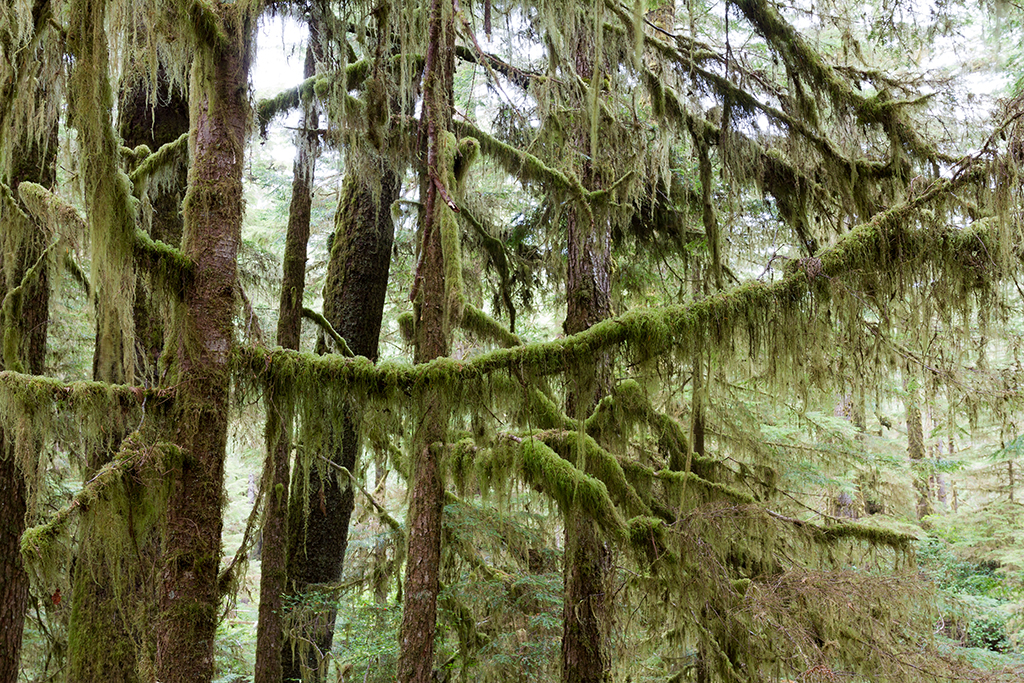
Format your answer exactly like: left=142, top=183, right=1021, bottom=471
left=256, top=35, right=320, bottom=683
left=153, top=9, right=252, bottom=682
left=120, top=64, right=190, bottom=381
left=0, top=36, right=56, bottom=676
left=904, top=373, right=931, bottom=519
left=281, top=166, right=398, bottom=681
left=560, top=20, right=614, bottom=683
left=397, top=0, right=455, bottom=678
left=67, top=52, right=189, bottom=683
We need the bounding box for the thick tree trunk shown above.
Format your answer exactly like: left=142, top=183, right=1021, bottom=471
left=64, top=0, right=148, bottom=677
left=397, top=0, right=455, bottom=678
left=153, top=10, right=252, bottom=683
left=256, top=38, right=319, bottom=683
left=281, top=168, right=398, bottom=682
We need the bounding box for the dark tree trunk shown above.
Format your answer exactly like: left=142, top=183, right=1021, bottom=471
left=0, top=443, right=28, bottom=683
left=120, top=64, right=190, bottom=381
left=397, top=0, right=456, bottom=678
left=561, top=200, right=613, bottom=683
left=281, top=168, right=399, bottom=682
left=257, top=34, right=319, bottom=683
left=153, top=10, right=252, bottom=683
left=559, top=21, right=614, bottom=683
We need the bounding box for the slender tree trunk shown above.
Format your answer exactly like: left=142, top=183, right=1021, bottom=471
left=562, top=199, right=613, bottom=683
left=397, top=0, right=455, bottom=678
left=0, top=441, right=28, bottom=683
left=904, top=372, right=931, bottom=519
left=153, top=10, right=252, bottom=682
left=559, top=19, right=614, bottom=683
left=256, top=36, right=320, bottom=683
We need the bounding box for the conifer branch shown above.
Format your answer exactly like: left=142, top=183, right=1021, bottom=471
left=128, top=133, right=189, bottom=188
left=301, top=307, right=354, bottom=356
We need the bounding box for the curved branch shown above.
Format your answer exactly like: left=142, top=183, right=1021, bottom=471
left=301, top=307, right=354, bottom=356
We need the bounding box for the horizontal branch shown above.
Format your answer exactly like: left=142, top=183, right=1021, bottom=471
left=18, top=182, right=193, bottom=293
left=453, top=45, right=534, bottom=90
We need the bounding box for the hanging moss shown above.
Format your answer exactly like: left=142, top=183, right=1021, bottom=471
left=128, top=132, right=188, bottom=190
left=460, top=304, right=521, bottom=348
left=517, top=437, right=626, bottom=537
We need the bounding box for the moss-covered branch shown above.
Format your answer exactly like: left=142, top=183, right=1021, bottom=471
left=301, top=307, right=354, bottom=356
left=538, top=430, right=651, bottom=517
left=17, top=182, right=87, bottom=236
left=178, top=0, right=229, bottom=51
left=20, top=435, right=181, bottom=569
left=255, top=60, right=371, bottom=135
left=518, top=437, right=626, bottom=537
left=460, top=304, right=521, bottom=348
left=133, top=229, right=193, bottom=294
left=128, top=132, right=189, bottom=189
left=458, top=203, right=518, bottom=333
left=764, top=509, right=913, bottom=552
left=240, top=160, right=1004, bottom=402
left=731, top=0, right=947, bottom=162
left=453, top=45, right=534, bottom=90
left=453, top=119, right=587, bottom=198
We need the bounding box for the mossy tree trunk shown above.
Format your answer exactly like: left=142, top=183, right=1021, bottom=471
left=561, top=23, right=613, bottom=683
left=0, top=85, right=57, bottom=683
left=280, top=171, right=398, bottom=681
left=904, top=371, right=931, bottom=520
left=153, top=9, right=252, bottom=682
left=397, top=0, right=455, bottom=678
left=63, top=0, right=151, bottom=677
left=255, top=34, right=320, bottom=683
left=561, top=205, right=614, bottom=683
left=66, top=54, right=189, bottom=683
left=120, top=63, right=189, bottom=381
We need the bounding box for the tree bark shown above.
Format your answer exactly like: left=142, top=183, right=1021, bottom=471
left=397, top=0, right=455, bottom=678
left=153, top=9, right=252, bottom=682
left=67, top=52, right=189, bottom=683
left=256, top=36, right=319, bottom=683
left=561, top=199, right=613, bottom=683
left=0, top=94, right=56, bottom=683
left=560, top=21, right=614, bottom=683
left=904, top=370, right=931, bottom=520
left=280, top=167, right=398, bottom=681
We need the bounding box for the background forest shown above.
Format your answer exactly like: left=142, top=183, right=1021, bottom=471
left=2, top=0, right=1024, bottom=681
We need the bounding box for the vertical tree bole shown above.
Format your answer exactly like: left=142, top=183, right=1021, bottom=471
left=154, top=11, right=252, bottom=683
